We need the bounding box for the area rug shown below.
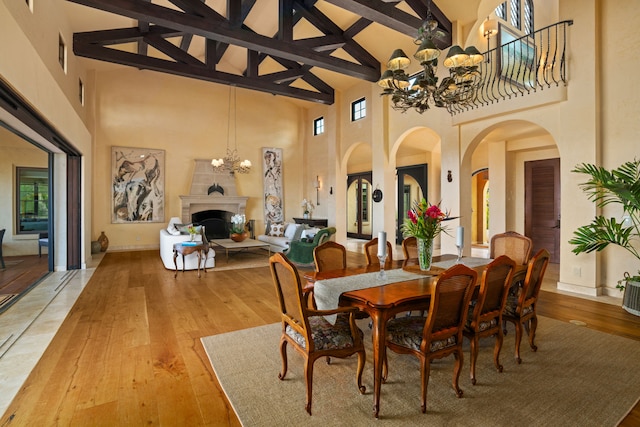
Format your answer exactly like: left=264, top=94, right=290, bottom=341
left=201, top=316, right=640, bottom=426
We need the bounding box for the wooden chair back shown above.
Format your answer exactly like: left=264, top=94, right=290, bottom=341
left=270, top=252, right=308, bottom=333
left=401, top=236, right=418, bottom=259
left=364, top=238, right=393, bottom=269
left=313, top=241, right=347, bottom=272
left=424, top=264, right=478, bottom=348
left=472, top=255, right=516, bottom=327
left=490, top=231, right=532, bottom=265
left=518, top=249, right=551, bottom=314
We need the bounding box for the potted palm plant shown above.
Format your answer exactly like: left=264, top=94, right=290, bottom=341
left=569, top=159, right=640, bottom=316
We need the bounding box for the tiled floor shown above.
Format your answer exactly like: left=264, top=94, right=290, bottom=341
left=0, top=253, right=104, bottom=416
left=0, top=243, right=622, bottom=417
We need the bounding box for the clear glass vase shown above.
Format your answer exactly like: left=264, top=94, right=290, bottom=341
left=417, top=238, right=434, bottom=271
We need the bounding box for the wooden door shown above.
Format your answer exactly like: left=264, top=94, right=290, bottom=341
left=346, top=172, right=373, bottom=240
left=525, top=158, right=560, bottom=263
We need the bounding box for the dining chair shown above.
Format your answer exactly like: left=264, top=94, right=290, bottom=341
left=384, top=264, right=478, bottom=413
left=364, top=237, right=393, bottom=269
left=313, top=241, right=347, bottom=272
left=490, top=231, right=532, bottom=265
left=463, top=255, right=516, bottom=384
left=502, top=249, right=550, bottom=364
left=401, top=236, right=418, bottom=259
left=269, top=252, right=366, bottom=415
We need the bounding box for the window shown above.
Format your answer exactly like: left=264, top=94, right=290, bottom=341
left=58, top=34, right=67, bottom=72
left=524, top=0, right=534, bottom=34
left=351, top=97, right=366, bottom=121
left=16, top=167, right=49, bottom=234
left=313, top=117, right=324, bottom=135
left=510, top=0, right=521, bottom=29
left=79, top=78, right=85, bottom=105
left=495, top=2, right=506, bottom=19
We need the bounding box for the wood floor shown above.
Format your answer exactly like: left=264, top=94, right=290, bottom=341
left=1, top=250, right=639, bottom=426
left=0, top=255, right=49, bottom=313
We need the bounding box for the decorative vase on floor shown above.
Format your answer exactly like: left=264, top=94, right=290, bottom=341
left=622, top=280, right=640, bottom=316
left=91, top=241, right=101, bottom=254
left=230, top=232, right=249, bottom=242
left=97, top=231, right=109, bottom=252
left=417, top=238, right=434, bottom=271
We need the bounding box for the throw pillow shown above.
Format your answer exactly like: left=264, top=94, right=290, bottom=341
left=269, top=223, right=285, bottom=237
left=283, top=223, right=299, bottom=239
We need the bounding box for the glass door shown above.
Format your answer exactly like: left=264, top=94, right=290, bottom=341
left=396, top=164, right=427, bottom=244
left=346, top=172, right=373, bottom=239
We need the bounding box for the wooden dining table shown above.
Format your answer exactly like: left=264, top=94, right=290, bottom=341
left=304, top=254, right=493, bottom=418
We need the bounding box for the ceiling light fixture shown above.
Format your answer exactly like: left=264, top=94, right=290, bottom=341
left=211, top=86, right=251, bottom=174
left=377, top=1, right=484, bottom=114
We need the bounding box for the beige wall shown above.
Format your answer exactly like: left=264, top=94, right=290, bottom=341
left=91, top=69, right=303, bottom=249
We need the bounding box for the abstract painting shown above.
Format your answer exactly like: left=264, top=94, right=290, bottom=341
left=262, top=147, right=283, bottom=223
left=111, top=146, right=165, bottom=223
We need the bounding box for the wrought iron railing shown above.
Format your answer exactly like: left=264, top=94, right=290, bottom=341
left=447, top=20, right=573, bottom=115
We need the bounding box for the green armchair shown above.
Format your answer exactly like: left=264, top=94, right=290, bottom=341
left=285, top=227, right=336, bottom=266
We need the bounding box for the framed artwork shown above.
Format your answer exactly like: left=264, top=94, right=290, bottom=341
left=262, top=147, right=284, bottom=223
left=498, top=24, right=536, bottom=89
left=111, top=146, right=165, bottom=223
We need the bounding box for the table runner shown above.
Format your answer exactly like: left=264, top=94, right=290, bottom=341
left=313, top=257, right=491, bottom=323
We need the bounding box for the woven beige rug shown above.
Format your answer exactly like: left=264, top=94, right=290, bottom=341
left=201, top=316, right=640, bottom=426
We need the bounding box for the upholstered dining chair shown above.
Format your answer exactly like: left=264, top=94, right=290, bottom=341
left=502, top=248, right=550, bottom=364
left=463, top=255, right=516, bottom=385
left=490, top=231, right=533, bottom=265
left=364, top=237, right=393, bottom=269
left=401, top=236, right=418, bottom=259
left=384, top=264, right=478, bottom=414
left=38, top=232, right=49, bottom=258
left=313, top=241, right=347, bottom=273
left=269, top=252, right=366, bottom=415
left=0, top=229, right=5, bottom=269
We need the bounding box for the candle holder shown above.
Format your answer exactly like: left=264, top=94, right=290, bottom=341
left=456, top=244, right=463, bottom=263
left=377, top=254, right=387, bottom=280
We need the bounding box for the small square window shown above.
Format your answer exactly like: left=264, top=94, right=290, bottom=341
left=351, top=97, right=366, bottom=121
left=495, top=2, right=506, bottom=20
left=79, top=78, right=85, bottom=106
left=313, top=117, right=324, bottom=136
left=58, top=34, right=67, bottom=72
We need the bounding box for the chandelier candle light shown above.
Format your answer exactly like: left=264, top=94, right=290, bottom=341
left=378, top=2, right=484, bottom=114
left=211, top=87, right=252, bottom=174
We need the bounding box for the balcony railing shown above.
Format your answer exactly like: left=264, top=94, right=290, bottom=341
left=447, top=20, right=574, bottom=115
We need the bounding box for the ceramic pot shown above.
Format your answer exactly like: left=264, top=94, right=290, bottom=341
left=97, top=231, right=109, bottom=252
left=91, top=241, right=101, bottom=254
left=622, top=279, right=640, bottom=316
left=230, top=232, right=249, bottom=242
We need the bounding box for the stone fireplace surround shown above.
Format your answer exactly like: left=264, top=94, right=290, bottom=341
left=180, top=159, right=248, bottom=229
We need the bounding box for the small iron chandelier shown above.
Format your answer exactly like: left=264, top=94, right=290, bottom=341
left=378, top=6, right=484, bottom=114
left=212, top=86, right=251, bottom=174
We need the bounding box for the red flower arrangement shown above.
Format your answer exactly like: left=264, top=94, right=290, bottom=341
left=402, top=198, right=456, bottom=240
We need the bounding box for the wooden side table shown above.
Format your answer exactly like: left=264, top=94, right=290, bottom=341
left=173, top=242, right=208, bottom=278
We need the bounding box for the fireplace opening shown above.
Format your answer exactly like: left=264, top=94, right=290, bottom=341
left=192, top=210, right=232, bottom=240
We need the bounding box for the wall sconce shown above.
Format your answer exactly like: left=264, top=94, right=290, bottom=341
left=483, top=17, right=498, bottom=60
left=447, top=170, right=453, bottom=182
left=314, top=175, right=321, bottom=205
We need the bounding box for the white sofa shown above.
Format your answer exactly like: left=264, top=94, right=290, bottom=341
left=160, top=229, right=215, bottom=271
left=257, top=222, right=306, bottom=253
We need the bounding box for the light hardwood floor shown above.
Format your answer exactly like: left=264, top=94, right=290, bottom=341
left=1, top=249, right=639, bottom=426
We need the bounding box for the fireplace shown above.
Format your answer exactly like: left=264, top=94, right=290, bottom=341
left=180, top=159, right=249, bottom=236
left=192, top=210, right=231, bottom=240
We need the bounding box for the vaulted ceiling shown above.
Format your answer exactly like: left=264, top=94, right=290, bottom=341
left=64, top=0, right=458, bottom=105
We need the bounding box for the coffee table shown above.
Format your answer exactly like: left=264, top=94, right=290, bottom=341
left=209, top=238, right=271, bottom=263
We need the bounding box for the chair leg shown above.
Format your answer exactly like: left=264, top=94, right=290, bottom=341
left=304, top=358, right=314, bottom=415
left=494, top=329, right=504, bottom=373
left=514, top=320, right=523, bottom=364
left=356, top=349, right=366, bottom=394
left=528, top=314, right=538, bottom=352
left=277, top=339, right=288, bottom=380
left=420, top=358, right=432, bottom=413
left=39, top=245, right=42, bottom=258
left=452, top=350, right=464, bottom=398
left=469, top=335, right=479, bottom=385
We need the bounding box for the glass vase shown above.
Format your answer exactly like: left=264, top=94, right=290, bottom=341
left=417, top=238, right=434, bottom=271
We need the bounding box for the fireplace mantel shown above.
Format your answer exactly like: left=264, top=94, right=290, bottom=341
left=180, top=159, right=248, bottom=223
left=179, top=195, right=248, bottom=224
